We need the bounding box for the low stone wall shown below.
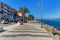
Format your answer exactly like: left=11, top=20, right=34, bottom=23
left=27, top=20, right=40, bottom=23
left=55, top=35, right=60, bottom=40
left=43, top=24, right=60, bottom=40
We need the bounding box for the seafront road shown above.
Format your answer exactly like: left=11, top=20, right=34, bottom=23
left=0, top=21, right=54, bottom=40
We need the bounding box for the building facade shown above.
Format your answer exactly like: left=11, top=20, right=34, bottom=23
left=0, top=1, right=17, bottom=22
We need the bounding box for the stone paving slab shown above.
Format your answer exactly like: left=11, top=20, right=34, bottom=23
left=0, top=36, right=54, bottom=40
left=0, top=31, right=50, bottom=37
left=8, top=30, right=47, bottom=33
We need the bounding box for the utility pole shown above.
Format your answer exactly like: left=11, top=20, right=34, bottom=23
left=37, top=0, right=43, bottom=28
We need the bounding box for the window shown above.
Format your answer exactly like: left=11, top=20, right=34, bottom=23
left=0, top=11, right=3, bottom=14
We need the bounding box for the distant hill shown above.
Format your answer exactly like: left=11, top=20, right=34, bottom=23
left=35, top=18, right=60, bottom=21
left=50, top=19, right=60, bottom=21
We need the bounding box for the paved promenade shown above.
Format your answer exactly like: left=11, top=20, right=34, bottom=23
left=0, top=21, right=54, bottom=40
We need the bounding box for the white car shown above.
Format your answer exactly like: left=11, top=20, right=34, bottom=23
left=0, top=20, right=4, bottom=24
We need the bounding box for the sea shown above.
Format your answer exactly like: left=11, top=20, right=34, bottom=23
left=37, top=19, right=60, bottom=29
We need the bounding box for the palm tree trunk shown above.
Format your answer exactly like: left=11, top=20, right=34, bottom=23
left=22, top=13, right=25, bottom=23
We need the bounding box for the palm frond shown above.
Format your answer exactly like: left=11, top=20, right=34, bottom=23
left=18, top=7, right=30, bottom=13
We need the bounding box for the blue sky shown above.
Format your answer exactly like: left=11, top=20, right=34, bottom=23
left=0, top=0, right=60, bottom=19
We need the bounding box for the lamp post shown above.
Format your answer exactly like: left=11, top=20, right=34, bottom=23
left=37, top=1, right=43, bottom=28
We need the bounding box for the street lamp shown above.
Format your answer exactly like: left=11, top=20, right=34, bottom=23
left=37, top=2, right=43, bottom=28
left=37, top=2, right=40, bottom=7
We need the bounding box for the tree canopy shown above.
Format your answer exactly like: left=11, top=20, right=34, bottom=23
left=28, top=14, right=34, bottom=21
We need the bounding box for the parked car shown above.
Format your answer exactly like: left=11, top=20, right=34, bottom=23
left=4, top=21, right=9, bottom=24
left=0, top=20, right=4, bottom=24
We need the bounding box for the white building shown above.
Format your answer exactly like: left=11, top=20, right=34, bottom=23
left=0, top=1, right=17, bottom=22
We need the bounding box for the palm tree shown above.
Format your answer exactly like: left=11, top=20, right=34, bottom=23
left=28, top=14, right=34, bottom=21
left=18, top=7, right=29, bottom=23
